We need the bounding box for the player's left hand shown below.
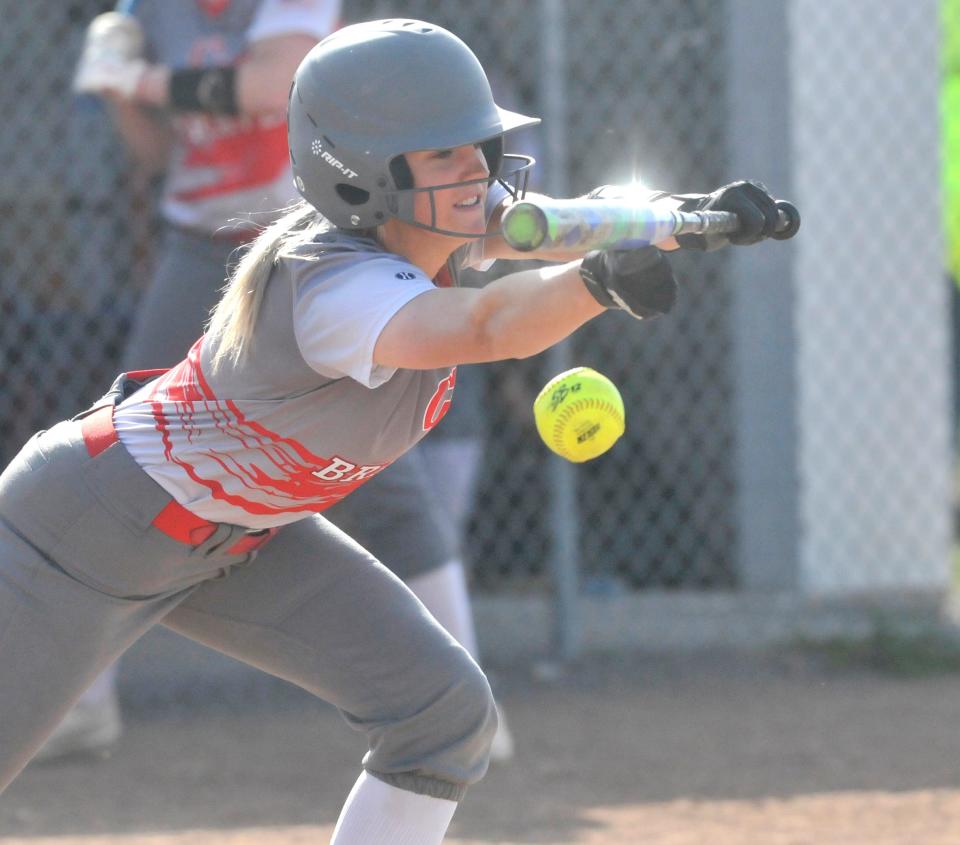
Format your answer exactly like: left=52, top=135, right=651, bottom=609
left=676, top=180, right=780, bottom=251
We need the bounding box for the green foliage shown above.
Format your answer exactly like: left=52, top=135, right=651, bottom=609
left=801, top=617, right=960, bottom=677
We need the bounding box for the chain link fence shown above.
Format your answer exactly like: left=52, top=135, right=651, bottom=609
left=0, top=0, right=154, bottom=463
left=788, top=0, right=951, bottom=594
left=327, top=0, right=735, bottom=594
left=0, top=1, right=950, bottom=613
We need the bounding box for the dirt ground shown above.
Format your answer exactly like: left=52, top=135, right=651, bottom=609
left=4, top=647, right=960, bottom=845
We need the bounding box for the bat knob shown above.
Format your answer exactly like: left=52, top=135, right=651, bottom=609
left=772, top=200, right=801, bottom=241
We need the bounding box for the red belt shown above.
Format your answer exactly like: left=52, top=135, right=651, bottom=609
left=80, top=404, right=276, bottom=556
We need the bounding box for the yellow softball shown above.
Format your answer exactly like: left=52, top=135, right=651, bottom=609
left=533, top=367, right=625, bottom=463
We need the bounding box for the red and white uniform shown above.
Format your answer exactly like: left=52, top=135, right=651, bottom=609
left=127, top=0, right=339, bottom=233
left=115, top=234, right=469, bottom=530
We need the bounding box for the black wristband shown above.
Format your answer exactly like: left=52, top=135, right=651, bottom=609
left=169, top=66, right=238, bottom=115
left=579, top=255, right=617, bottom=309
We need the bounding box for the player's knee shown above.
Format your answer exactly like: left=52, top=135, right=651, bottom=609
left=453, top=654, right=499, bottom=771
left=422, top=650, right=498, bottom=780
left=366, top=649, right=498, bottom=801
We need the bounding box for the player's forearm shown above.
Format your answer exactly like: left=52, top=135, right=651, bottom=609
left=135, top=34, right=317, bottom=116
left=481, top=232, right=586, bottom=263
left=475, top=261, right=603, bottom=360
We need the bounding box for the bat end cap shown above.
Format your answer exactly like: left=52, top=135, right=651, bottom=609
left=501, top=202, right=547, bottom=251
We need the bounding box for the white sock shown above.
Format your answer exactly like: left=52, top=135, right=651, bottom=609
left=330, top=771, right=457, bottom=845
left=407, top=559, right=479, bottom=658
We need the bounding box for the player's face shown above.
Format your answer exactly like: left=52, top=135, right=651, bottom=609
left=405, top=143, right=489, bottom=237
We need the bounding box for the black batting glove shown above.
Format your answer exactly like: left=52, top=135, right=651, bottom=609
left=584, top=184, right=672, bottom=203
left=580, top=246, right=677, bottom=320
left=675, top=180, right=779, bottom=251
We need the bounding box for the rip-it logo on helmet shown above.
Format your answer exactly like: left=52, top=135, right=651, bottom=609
left=310, top=139, right=359, bottom=180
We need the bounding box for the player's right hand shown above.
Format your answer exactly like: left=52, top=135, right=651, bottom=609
left=73, top=12, right=146, bottom=98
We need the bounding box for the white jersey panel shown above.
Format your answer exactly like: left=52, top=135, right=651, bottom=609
left=293, top=254, right=435, bottom=388
left=113, top=341, right=458, bottom=530
left=248, top=0, right=339, bottom=41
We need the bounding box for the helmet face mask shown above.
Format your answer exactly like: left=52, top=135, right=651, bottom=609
left=385, top=152, right=535, bottom=238
left=287, top=19, right=540, bottom=236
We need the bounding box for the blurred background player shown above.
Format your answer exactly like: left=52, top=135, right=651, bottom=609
left=39, top=0, right=516, bottom=763
left=36, top=0, right=337, bottom=761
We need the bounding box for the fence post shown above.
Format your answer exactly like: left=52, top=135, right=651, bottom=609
left=727, top=0, right=799, bottom=589
left=539, top=0, right=580, bottom=660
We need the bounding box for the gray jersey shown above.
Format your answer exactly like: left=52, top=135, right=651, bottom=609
left=125, top=0, right=338, bottom=232
left=114, top=233, right=464, bottom=530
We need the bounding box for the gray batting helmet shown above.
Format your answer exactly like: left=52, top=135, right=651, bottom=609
left=287, top=19, right=539, bottom=234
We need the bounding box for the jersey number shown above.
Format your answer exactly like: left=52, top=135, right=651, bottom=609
left=423, top=368, right=457, bottom=431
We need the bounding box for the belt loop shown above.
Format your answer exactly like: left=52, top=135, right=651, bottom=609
left=151, top=501, right=218, bottom=546
left=80, top=405, right=118, bottom=458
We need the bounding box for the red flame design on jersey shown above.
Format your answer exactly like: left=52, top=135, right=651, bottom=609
left=146, top=340, right=389, bottom=515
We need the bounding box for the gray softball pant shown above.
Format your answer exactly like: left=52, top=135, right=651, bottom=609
left=123, top=225, right=457, bottom=581
left=0, top=412, right=496, bottom=798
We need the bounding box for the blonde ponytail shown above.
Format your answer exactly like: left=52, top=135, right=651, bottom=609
left=206, top=202, right=323, bottom=370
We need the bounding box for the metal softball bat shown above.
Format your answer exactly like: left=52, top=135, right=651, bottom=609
left=500, top=197, right=801, bottom=253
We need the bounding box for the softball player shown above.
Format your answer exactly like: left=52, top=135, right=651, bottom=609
left=54, top=0, right=514, bottom=763
left=1, top=18, right=781, bottom=841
